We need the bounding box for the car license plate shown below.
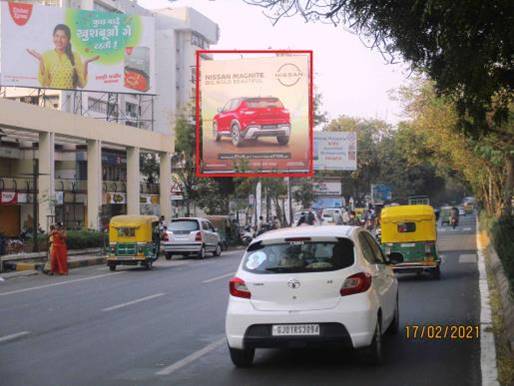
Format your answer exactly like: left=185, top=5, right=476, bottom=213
left=262, top=125, right=277, bottom=130
left=272, top=324, right=320, bottom=336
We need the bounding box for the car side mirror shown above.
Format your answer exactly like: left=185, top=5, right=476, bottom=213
left=388, top=252, right=404, bottom=265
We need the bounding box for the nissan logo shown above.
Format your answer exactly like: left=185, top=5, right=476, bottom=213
left=288, top=279, right=301, bottom=289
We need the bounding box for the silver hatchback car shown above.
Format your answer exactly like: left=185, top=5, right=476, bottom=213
left=162, top=217, right=222, bottom=259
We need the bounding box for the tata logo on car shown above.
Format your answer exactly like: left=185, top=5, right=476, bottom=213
left=287, top=278, right=301, bottom=289
left=275, top=63, right=303, bottom=87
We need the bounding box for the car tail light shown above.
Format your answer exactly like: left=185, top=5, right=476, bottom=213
left=195, top=231, right=203, bottom=242
left=340, top=272, right=372, bottom=296
left=425, top=241, right=434, bottom=254
left=229, top=277, right=251, bottom=299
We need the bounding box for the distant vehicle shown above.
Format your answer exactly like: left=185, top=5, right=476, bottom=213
left=408, top=195, right=430, bottom=205
left=225, top=225, right=399, bottom=367
left=162, top=217, right=222, bottom=260
left=440, top=206, right=452, bottom=226
left=212, top=97, right=291, bottom=147
left=321, top=208, right=344, bottom=225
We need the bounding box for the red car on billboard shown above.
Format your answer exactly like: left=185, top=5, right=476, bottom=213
left=212, top=97, right=291, bottom=146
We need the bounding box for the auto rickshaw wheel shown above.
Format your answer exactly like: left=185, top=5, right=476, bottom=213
left=108, top=263, right=116, bottom=272
left=432, top=265, right=441, bottom=280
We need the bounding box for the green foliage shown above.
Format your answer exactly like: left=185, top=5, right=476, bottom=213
left=140, top=153, right=159, bottom=184
left=245, top=0, right=514, bottom=133
left=66, top=230, right=107, bottom=250
left=490, top=215, right=514, bottom=290
left=292, top=179, right=315, bottom=208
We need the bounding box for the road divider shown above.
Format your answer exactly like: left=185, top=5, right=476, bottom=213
left=102, top=293, right=165, bottom=312
left=156, top=337, right=226, bottom=376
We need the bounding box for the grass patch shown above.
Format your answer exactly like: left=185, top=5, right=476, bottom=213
left=481, top=217, right=514, bottom=386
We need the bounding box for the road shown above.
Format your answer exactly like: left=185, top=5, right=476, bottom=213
left=0, top=215, right=482, bottom=386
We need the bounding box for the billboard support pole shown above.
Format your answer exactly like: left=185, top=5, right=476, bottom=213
left=287, top=177, right=292, bottom=226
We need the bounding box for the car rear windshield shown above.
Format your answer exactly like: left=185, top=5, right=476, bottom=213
left=246, top=98, right=284, bottom=109
left=168, top=220, right=199, bottom=232
left=242, top=239, right=354, bottom=274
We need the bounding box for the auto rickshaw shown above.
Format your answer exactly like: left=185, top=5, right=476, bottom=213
left=106, top=215, right=160, bottom=271
left=380, top=205, right=441, bottom=279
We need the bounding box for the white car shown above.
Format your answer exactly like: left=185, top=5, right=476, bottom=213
left=225, top=225, right=399, bottom=367
left=321, top=208, right=344, bottom=225
left=162, top=217, right=222, bottom=259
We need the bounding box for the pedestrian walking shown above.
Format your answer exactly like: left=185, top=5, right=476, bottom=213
left=50, top=224, right=68, bottom=275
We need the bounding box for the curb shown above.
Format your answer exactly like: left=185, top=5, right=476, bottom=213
left=476, top=226, right=500, bottom=386
left=486, top=239, right=514, bottom=353
left=3, top=256, right=106, bottom=272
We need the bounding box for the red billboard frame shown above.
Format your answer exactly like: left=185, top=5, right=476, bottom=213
left=195, top=50, right=314, bottom=178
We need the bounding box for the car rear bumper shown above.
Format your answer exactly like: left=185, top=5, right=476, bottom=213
left=392, top=262, right=439, bottom=273
left=243, top=323, right=352, bottom=349
left=243, top=124, right=290, bottom=139
left=162, top=242, right=202, bottom=253
left=226, top=295, right=377, bottom=350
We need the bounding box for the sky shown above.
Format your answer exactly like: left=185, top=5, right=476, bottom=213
left=139, top=0, right=411, bottom=126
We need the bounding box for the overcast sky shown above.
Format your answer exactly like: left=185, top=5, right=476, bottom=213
left=139, top=0, right=410, bottom=126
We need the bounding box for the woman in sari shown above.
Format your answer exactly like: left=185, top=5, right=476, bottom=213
left=50, top=224, right=68, bottom=275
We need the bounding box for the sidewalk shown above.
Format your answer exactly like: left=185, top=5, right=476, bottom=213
left=2, top=254, right=106, bottom=274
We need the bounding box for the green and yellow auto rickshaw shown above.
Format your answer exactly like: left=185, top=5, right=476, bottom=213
left=381, top=205, right=441, bottom=279
left=106, top=215, right=160, bottom=271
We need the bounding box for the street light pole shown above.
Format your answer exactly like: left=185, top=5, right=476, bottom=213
left=32, top=143, right=38, bottom=252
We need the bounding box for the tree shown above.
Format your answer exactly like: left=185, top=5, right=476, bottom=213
left=292, top=179, right=315, bottom=209
left=173, top=116, right=198, bottom=216
left=139, top=152, right=159, bottom=185
left=244, top=0, right=514, bottom=216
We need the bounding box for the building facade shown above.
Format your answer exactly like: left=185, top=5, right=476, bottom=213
left=0, top=0, right=219, bottom=236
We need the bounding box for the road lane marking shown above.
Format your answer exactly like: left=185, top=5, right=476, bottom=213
left=0, top=331, right=30, bottom=344
left=156, top=337, right=225, bottom=375
left=102, top=293, right=165, bottom=312
left=202, top=272, right=235, bottom=284
left=0, top=272, right=125, bottom=297
left=459, top=254, right=477, bottom=263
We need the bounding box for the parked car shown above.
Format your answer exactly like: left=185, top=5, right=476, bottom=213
left=225, top=225, right=399, bottom=367
left=162, top=217, right=222, bottom=260
left=212, top=97, right=291, bottom=147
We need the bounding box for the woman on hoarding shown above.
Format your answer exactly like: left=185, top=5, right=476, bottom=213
left=26, top=24, right=99, bottom=90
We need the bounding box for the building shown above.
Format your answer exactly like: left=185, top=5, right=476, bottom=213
left=0, top=0, right=219, bottom=236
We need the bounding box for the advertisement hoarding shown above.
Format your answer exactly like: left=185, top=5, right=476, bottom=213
left=371, top=184, right=392, bottom=204
left=312, top=181, right=342, bottom=196
left=197, top=51, right=313, bottom=177
left=0, top=2, right=155, bottom=94
left=314, top=132, right=357, bottom=171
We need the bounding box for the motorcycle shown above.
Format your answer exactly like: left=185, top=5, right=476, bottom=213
left=240, top=225, right=254, bottom=246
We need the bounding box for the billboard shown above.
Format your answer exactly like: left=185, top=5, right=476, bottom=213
left=0, top=2, right=155, bottom=94
left=371, top=184, right=392, bottom=204
left=312, top=181, right=342, bottom=196
left=197, top=51, right=313, bottom=177
left=314, top=131, right=357, bottom=171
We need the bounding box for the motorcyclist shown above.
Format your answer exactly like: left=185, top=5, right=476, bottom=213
left=450, top=206, right=459, bottom=228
